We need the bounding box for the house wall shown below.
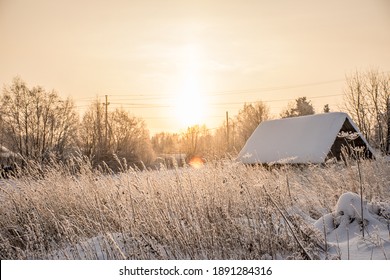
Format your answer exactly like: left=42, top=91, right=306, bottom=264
left=327, top=119, right=374, bottom=161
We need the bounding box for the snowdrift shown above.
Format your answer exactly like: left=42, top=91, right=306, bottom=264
left=314, top=192, right=390, bottom=260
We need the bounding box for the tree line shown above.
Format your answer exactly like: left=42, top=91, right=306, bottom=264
left=0, top=77, right=155, bottom=171
left=1, top=70, right=389, bottom=171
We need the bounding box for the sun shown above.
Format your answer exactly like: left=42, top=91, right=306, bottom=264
left=175, top=75, right=206, bottom=127
left=174, top=44, right=207, bottom=128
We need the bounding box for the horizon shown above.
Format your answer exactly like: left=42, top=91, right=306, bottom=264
left=1, top=0, right=390, bottom=135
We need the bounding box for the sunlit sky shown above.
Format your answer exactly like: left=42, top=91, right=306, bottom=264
left=1, top=0, right=390, bottom=134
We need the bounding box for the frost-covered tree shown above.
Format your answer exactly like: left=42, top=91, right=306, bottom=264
left=0, top=77, right=78, bottom=162
left=151, top=132, right=180, bottom=155
left=343, top=69, right=390, bottom=154
left=109, top=108, right=155, bottom=167
left=80, top=102, right=155, bottom=169
left=235, top=101, right=270, bottom=149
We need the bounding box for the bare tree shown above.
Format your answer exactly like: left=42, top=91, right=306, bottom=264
left=0, top=77, right=78, bottom=162
left=211, top=123, right=236, bottom=158
left=109, top=108, right=155, bottom=168
left=235, top=101, right=270, bottom=149
left=180, top=125, right=202, bottom=160
left=343, top=69, right=390, bottom=154
left=178, top=125, right=213, bottom=161
left=80, top=103, right=154, bottom=169
left=344, top=71, right=373, bottom=143
left=79, top=99, right=106, bottom=163
left=385, top=81, right=390, bottom=153
left=151, top=132, right=180, bottom=155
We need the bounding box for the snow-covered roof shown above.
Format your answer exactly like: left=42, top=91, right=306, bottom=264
left=237, top=112, right=374, bottom=164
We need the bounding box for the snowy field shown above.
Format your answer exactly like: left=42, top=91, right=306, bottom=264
left=46, top=191, right=390, bottom=260
left=0, top=158, right=389, bottom=260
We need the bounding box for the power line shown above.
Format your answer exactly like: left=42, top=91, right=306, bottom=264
left=72, top=77, right=347, bottom=102
left=202, top=79, right=346, bottom=97
left=100, top=93, right=343, bottom=109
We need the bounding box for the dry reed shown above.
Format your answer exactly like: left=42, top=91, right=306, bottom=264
left=0, top=157, right=389, bottom=259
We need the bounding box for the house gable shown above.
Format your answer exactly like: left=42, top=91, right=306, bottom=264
left=326, top=118, right=374, bottom=161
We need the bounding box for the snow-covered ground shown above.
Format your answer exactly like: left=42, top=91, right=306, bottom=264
left=46, top=191, right=389, bottom=260
left=314, top=192, right=390, bottom=260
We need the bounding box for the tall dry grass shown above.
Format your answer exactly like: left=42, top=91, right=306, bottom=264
left=0, top=157, right=389, bottom=259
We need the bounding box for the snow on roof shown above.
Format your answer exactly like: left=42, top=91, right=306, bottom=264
left=237, top=112, right=374, bottom=164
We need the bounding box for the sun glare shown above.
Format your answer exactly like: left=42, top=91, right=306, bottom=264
left=188, top=156, right=204, bottom=169
left=174, top=44, right=207, bottom=128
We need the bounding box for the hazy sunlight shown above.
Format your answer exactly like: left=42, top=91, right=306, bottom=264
left=174, top=44, right=207, bottom=127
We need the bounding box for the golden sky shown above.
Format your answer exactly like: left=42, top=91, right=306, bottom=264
left=1, top=0, right=390, bottom=134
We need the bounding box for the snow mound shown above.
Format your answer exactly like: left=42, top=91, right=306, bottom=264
left=314, top=192, right=390, bottom=259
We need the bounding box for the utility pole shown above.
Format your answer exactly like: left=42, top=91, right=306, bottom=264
left=226, top=111, right=229, bottom=150
left=103, top=95, right=110, bottom=146
left=232, top=121, right=235, bottom=150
